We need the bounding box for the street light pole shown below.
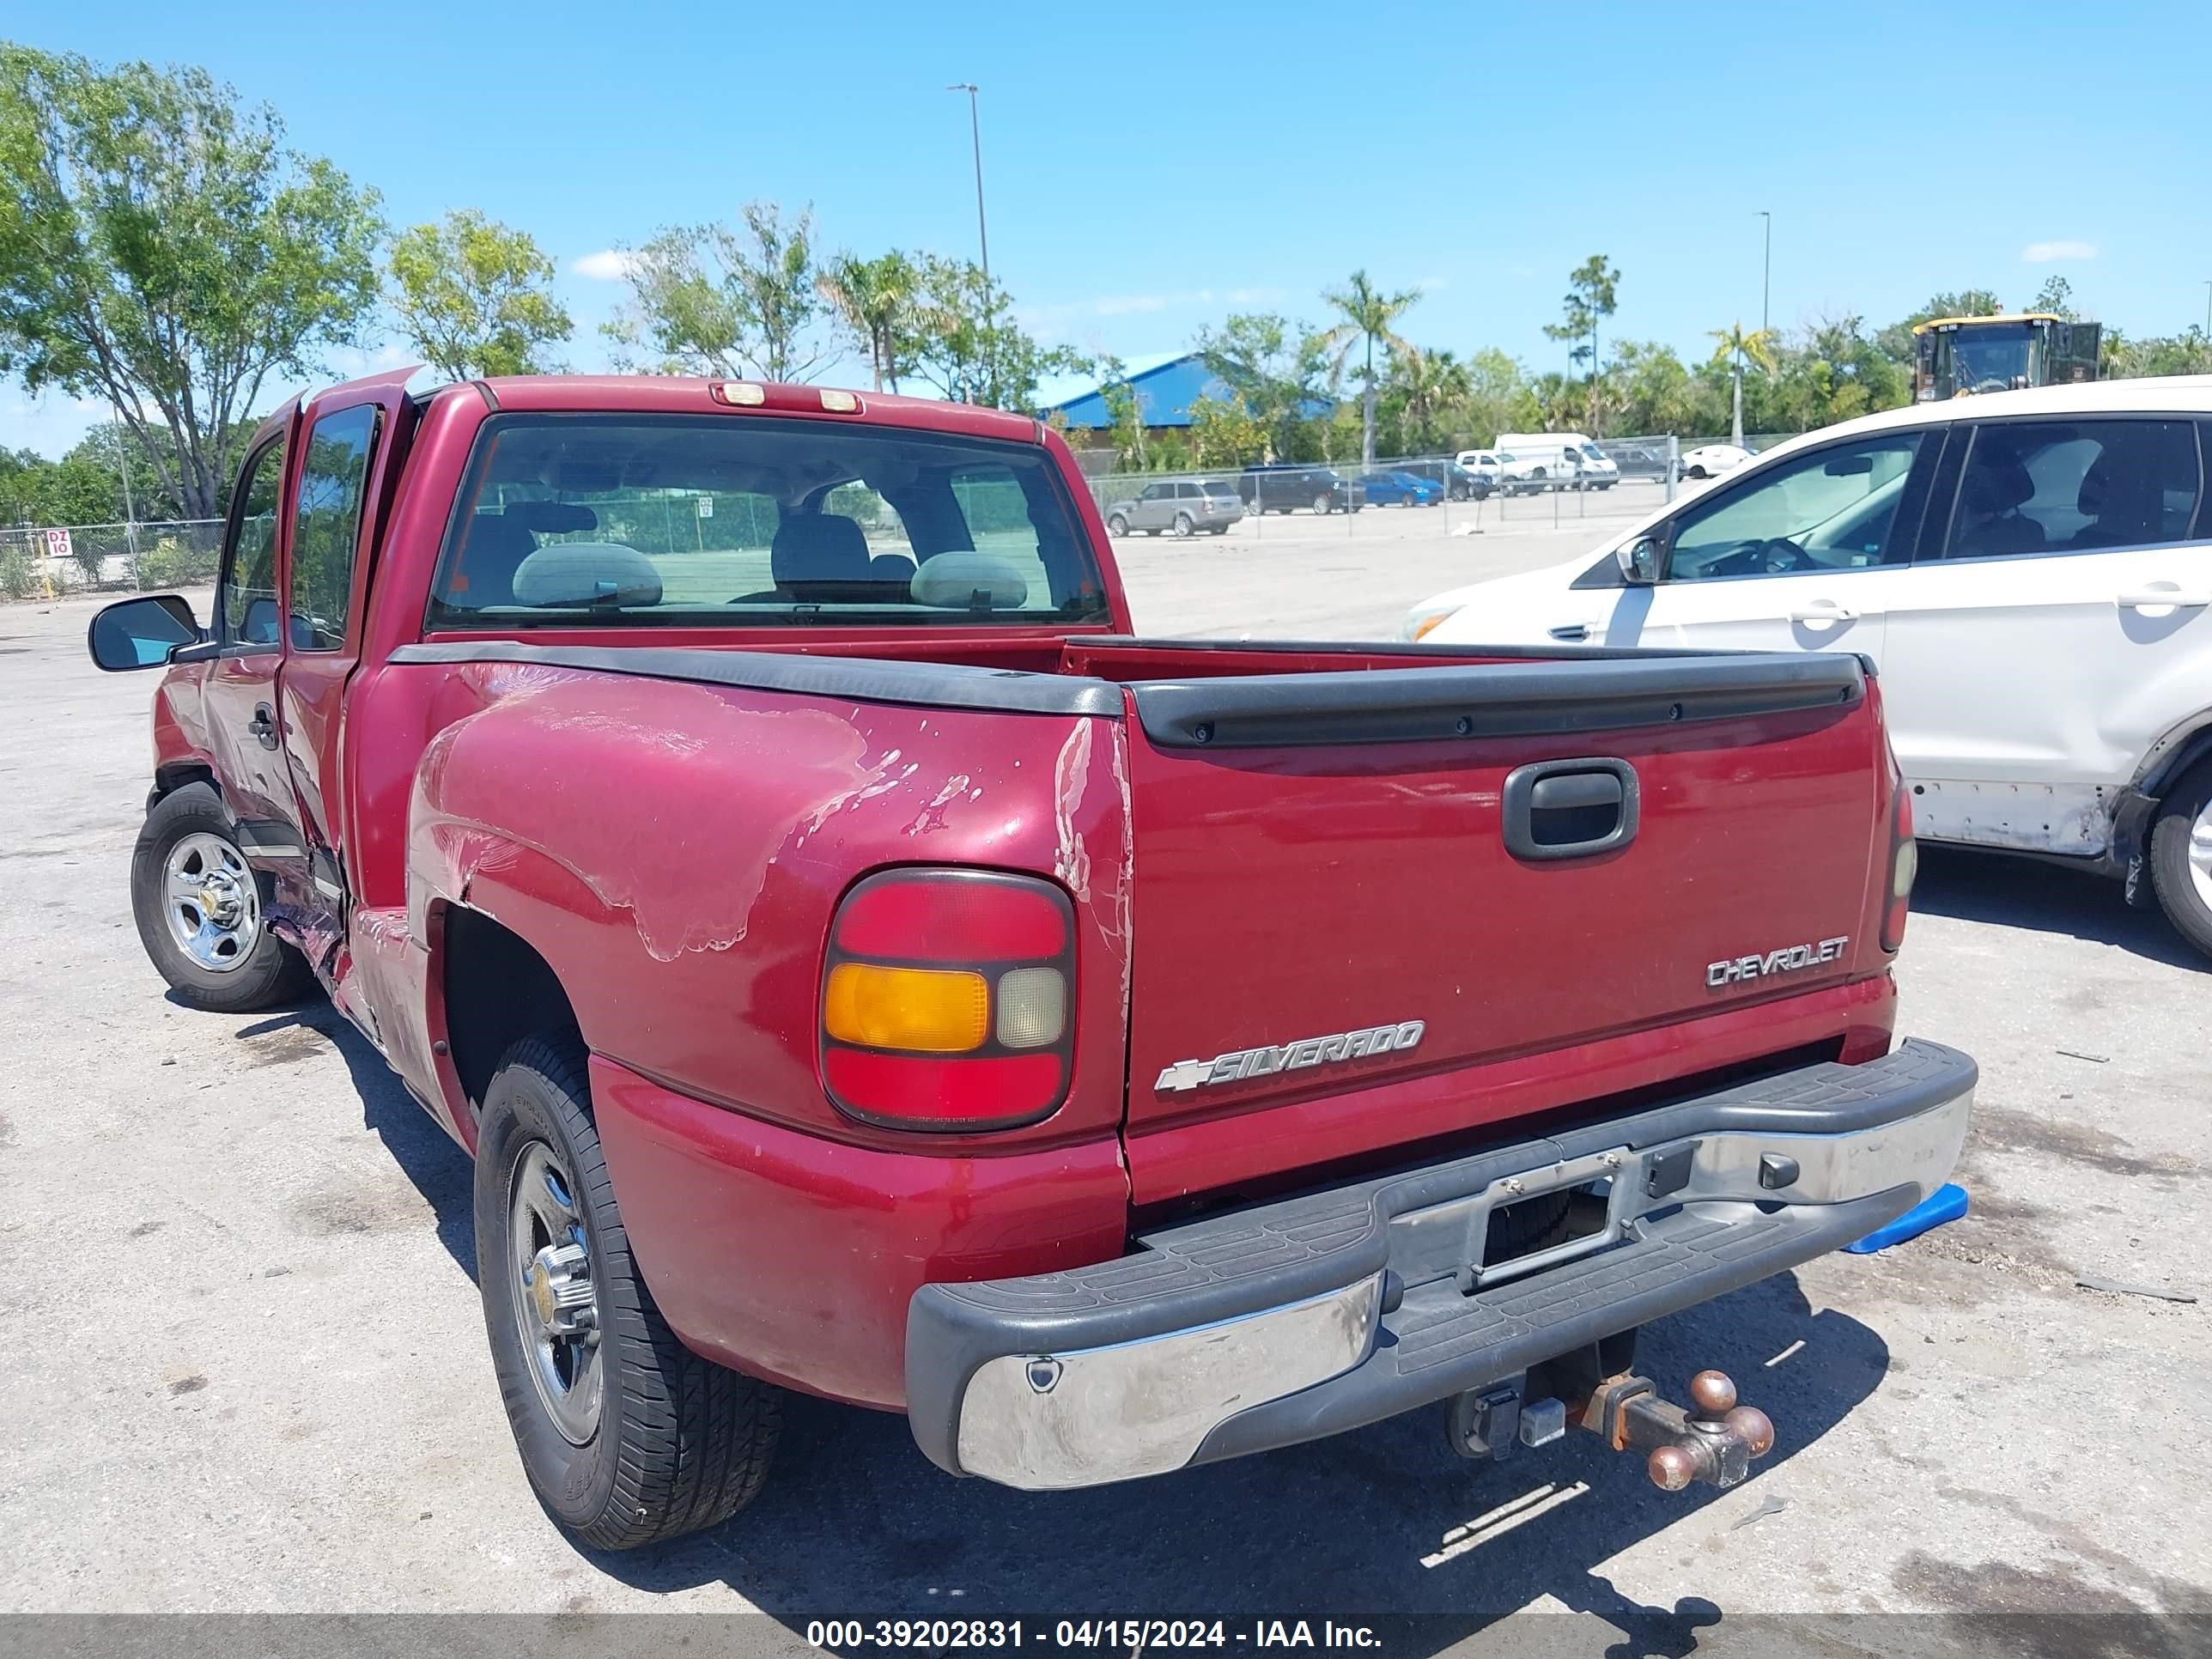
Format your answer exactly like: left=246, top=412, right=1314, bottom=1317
left=1758, top=210, right=1771, bottom=337
left=2203, top=278, right=2210, bottom=337
left=946, top=83, right=989, bottom=287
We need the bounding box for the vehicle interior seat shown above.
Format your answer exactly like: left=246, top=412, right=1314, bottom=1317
left=1951, top=448, right=2047, bottom=558
left=2070, top=448, right=2168, bottom=549
left=446, top=512, right=538, bottom=608
left=510, top=543, right=664, bottom=610
left=766, top=513, right=870, bottom=602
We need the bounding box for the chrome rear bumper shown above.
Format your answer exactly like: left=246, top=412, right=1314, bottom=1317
left=906, top=1038, right=1974, bottom=1491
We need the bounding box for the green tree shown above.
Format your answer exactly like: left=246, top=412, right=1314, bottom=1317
left=607, top=201, right=827, bottom=381
left=2027, top=275, right=2078, bottom=319
left=1709, top=322, right=1779, bottom=447
left=1318, top=271, right=1421, bottom=467
left=2105, top=326, right=2212, bottom=380
left=1542, top=254, right=1621, bottom=420
left=815, top=249, right=920, bottom=392
left=1187, top=395, right=1267, bottom=470
left=1875, top=289, right=2004, bottom=366
left=902, top=255, right=1078, bottom=411
left=1193, top=312, right=1328, bottom=462
left=0, top=46, right=385, bottom=519
left=386, top=210, right=571, bottom=380
left=1380, top=346, right=1472, bottom=455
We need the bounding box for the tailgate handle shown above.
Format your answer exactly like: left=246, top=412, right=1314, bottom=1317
left=1504, top=758, right=1639, bottom=861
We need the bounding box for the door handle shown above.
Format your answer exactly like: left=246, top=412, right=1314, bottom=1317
left=248, top=702, right=279, bottom=750
left=1503, top=758, right=1639, bottom=860
left=1786, top=602, right=1856, bottom=623
left=2117, top=589, right=2212, bottom=610
left=1548, top=623, right=1590, bottom=641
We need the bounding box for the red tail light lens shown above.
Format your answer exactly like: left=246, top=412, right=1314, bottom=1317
left=1881, top=787, right=1916, bottom=952
left=821, top=869, right=1076, bottom=1130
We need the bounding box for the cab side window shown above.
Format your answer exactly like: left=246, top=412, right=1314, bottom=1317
left=288, top=404, right=380, bottom=651
left=1938, top=420, right=2203, bottom=561
left=218, top=437, right=289, bottom=646
left=1666, top=433, right=1924, bottom=581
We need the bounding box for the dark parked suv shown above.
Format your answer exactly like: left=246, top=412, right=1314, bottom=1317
left=1238, top=465, right=1365, bottom=514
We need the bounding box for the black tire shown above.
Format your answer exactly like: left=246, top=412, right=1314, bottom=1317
left=477, top=1038, right=782, bottom=1550
left=1688, top=465, right=1708, bottom=479
left=130, top=782, right=313, bottom=1013
left=1171, top=512, right=1194, bottom=538
left=1106, top=514, right=1128, bottom=538
left=1313, top=492, right=1334, bottom=515
left=2148, top=756, right=2212, bottom=961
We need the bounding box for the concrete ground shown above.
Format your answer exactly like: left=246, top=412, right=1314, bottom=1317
left=1, top=494, right=2206, bottom=1653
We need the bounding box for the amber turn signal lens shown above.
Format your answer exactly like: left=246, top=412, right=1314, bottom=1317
left=823, top=963, right=989, bottom=1053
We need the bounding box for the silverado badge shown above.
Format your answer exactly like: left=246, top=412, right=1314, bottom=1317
left=1154, top=1020, right=1426, bottom=1094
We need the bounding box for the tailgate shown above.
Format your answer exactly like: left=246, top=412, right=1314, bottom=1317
left=1118, top=654, right=1888, bottom=1182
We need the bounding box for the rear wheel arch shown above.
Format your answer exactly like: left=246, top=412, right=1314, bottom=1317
left=438, top=905, right=586, bottom=1122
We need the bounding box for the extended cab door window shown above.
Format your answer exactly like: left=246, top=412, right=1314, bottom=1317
left=218, top=437, right=289, bottom=647
left=286, top=404, right=380, bottom=651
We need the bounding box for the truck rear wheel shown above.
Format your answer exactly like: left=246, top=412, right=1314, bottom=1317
left=476, top=1037, right=782, bottom=1549
left=2148, top=756, right=2212, bottom=961
left=129, top=782, right=313, bottom=1012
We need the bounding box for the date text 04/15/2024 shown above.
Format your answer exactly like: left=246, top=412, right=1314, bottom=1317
left=805, top=1621, right=1384, bottom=1650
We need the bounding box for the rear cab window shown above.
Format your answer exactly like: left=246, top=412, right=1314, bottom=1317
left=426, top=416, right=1113, bottom=631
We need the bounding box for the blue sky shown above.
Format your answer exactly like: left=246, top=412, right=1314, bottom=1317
left=7, top=0, right=2209, bottom=459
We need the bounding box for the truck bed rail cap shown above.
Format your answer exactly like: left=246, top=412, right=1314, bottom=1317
left=1128, top=652, right=1867, bottom=749
left=392, top=641, right=1125, bottom=719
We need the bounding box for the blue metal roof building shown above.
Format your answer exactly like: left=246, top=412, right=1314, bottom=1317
left=1040, top=352, right=1229, bottom=429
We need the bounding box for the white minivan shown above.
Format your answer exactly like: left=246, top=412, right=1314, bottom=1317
left=1455, top=447, right=1544, bottom=495
left=1407, top=380, right=2212, bottom=957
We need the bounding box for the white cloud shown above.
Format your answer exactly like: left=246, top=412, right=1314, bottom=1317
left=1092, top=293, right=1172, bottom=316
left=1414, top=275, right=1449, bottom=295
left=571, top=249, right=638, bottom=282
left=2022, top=240, right=2097, bottom=264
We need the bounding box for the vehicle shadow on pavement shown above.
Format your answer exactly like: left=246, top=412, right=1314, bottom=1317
left=1908, top=845, right=2201, bottom=969
left=586, top=1272, right=1889, bottom=1649
left=230, top=1003, right=479, bottom=1283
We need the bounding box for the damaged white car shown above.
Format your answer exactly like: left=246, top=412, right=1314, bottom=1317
left=1405, top=379, right=2212, bottom=959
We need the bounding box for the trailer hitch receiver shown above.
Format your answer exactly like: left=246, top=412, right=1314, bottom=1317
left=1576, top=1368, right=1774, bottom=1491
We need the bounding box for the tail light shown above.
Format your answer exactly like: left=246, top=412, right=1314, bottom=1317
left=1881, top=784, right=1917, bottom=952
left=820, top=869, right=1075, bottom=1131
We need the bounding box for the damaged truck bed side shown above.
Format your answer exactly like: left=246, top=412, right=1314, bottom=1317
left=89, top=368, right=1972, bottom=1551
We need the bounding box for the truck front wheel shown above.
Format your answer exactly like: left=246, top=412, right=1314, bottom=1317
left=129, top=782, right=313, bottom=1012
left=476, top=1037, right=782, bottom=1549
left=2148, top=756, right=2212, bottom=961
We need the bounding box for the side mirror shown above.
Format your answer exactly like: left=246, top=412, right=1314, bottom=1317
left=1616, top=535, right=1663, bottom=586
left=87, top=593, right=202, bottom=672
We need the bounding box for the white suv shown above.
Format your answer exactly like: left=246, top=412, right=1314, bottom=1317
left=1407, top=379, right=2212, bottom=957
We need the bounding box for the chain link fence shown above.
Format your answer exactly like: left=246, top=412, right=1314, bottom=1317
left=0, top=520, right=224, bottom=600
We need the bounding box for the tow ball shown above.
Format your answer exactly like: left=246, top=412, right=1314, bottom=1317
left=1449, top=1367, right=1774, bottom=1492
left=1579, top=1369, right=1775, bottom=1491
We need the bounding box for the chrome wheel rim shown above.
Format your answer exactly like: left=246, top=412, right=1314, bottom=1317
left=2189, top=796, right=2212, bottom=915
left=508, top=1142, right=602, bottom=1445
left=163, top=832, right=260, bottom=972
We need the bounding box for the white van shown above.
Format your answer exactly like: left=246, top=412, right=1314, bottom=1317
left=1494, top=433, right=1617, bottom=492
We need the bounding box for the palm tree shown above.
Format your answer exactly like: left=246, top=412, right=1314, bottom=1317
left=816, top=250, right=920, bottom=392
left=1321, top=270, right=1422, bottom=466
left=1709, top=322, right=1779, bottom=447
left=1390, top=346, right=1472, bottom=454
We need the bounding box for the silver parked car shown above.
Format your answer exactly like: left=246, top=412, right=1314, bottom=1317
left=1106, top=478, right=1246, bottom=538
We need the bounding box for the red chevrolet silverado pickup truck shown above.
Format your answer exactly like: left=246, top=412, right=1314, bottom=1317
left=88, top=368, right=1972, bottom=1549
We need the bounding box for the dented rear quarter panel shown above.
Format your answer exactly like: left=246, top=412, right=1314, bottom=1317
left=400, top=658, right=1135, bottom=1157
